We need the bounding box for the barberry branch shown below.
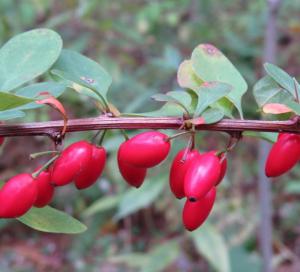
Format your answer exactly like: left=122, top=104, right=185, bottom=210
left=0, top=116, right=299, bottom=138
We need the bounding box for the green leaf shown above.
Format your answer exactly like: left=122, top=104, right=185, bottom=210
left=0, top=92, right=34, bottom=111
left=115, top=176, right=165, bottom=220
left=253, top=76, right=286, bottom=107
left=191, top=44, right=248, bottom=118
left=0, top=109, right=25, bottom=120
left=284, top=100, right=300, bottom=115
left=190, top=223, right=230, bottom=272
left=264, top=63, right=296, bottom=97
left=13, top=81, right=67, bottom=111
left=194, top=81, right=232, bottom=116
left=51, top=49, right=112, bottom=102
left=17, top=206, right=87, bottom=234
left=15, top=81, right=67, bottom=98
left=177, top=59, right=203, bottom=90
left=253, top=75, right=293, bottom=111
left=243, top=131, right=277, bottom=143
left=212, top=98, right=234, bottom=118
left=201, top=108, right=224, bottom=124
left=136, top=91, right=194, bottom=117
left=152, top=92, right=190, bottom=115
left=142, top=241, right=180, bottom=272
left=0, top=29, right=62, bottom=91
left=83, top=195, right=120, bottom=217
left=52, top=69, right=108, bottom=106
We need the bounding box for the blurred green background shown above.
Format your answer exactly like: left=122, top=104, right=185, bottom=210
left=1, top=0, right=300, bottom=271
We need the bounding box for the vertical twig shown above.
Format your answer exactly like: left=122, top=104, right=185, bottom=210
left=259, top=1, right=281, bottom=271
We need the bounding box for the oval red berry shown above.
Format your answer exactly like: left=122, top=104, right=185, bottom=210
left=0, top=173, right=37, bottom=218
left=118, top=131, right=170, bottom=168
left=118, top=141, right=147, bottom=188
left=265, top=133, right=300, bottom=177
left=182, top=187, right=216, bottom=231
left=33, top=168, right=54, bottom=208
left=74, top=145, right=106, bottom=190
left=51, top=140, right=93, bottom=186
left=184, top=152, right=221, bottom=201
left=169, top=148, right=200, bottom=199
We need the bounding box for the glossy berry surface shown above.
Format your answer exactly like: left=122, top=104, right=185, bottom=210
left=182, top=187, right=216, bottom=231
left=75, top=145, right=106, bottom=190
left=184, top=152, right=221, bottom=201
left=265, top=133, right=300, bottom=177
left=118, top=142, right=147, bottom=188
left=0, top=173, right=37, bottom=218
left=118, top=131, right=170, bottom=168
left=169, top=148, right=199, bottom=199
left=207, top=151, right=227, bottom=186
left=51, top=140, right=93, bottom=186
left=33, top=168, right=54, bottom=208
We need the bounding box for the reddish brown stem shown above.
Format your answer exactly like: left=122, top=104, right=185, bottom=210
left=0, top=116, right=299, bottom=137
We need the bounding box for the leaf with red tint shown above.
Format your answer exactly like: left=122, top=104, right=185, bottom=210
left=177, top=60, right=203, bottom=90
left=36, top=95, right=68, bottom=135
left=187, top=117, right=205, bottom=126
left=262, top=103, right=293, bottom=114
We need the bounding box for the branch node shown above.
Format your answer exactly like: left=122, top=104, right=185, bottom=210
left=49, top=131, right=64, bottom=146
left=291, top=115, right=300, bottom=132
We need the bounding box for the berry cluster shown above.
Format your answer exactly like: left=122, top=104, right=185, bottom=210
left=265, top=133, right=300, bottom=177
left=170, top=149, right=227, bottom=231
left=0, top=140, right=106, bottom=218
left=0, top=130, right=228, bottom=232
left=117, top=131, right=227, bottom=231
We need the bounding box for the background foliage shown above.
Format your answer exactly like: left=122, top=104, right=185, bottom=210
left=1, top=0, right=300, bottom=271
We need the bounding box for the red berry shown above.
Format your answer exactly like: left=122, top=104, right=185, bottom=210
left=0, top=173, right=37, bottom=218
left=118, top=160, right=147, bottom=188
left=33, top=168, right=54, bottom=208
left=207, top=151, right=227, bottom=186
left=118, top=142, right=147, bottom=188
left=184, top=152, right=221, bottom=201
left=182, top=187, right=216, bottom=231
left=51, top=140, right=93, bottom=186
left=169, top=148, right=200, bottom=199
left=118, top=131, right=170, bottom=168
left=74, top=145, right=106, bottom=190
left=265, top=133, right=300, bottom=177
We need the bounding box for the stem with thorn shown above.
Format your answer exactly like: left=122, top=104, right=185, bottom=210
left=166, top=131, right=192, bottom=142
left=30, top=150, right=59, bottom=160
left=32, top=155, right=59, bottom=179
